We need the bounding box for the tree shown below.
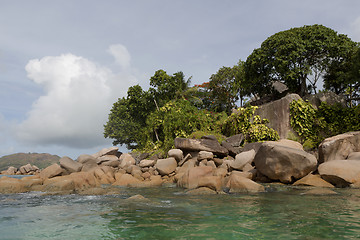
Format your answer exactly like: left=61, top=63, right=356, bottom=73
left=206, top=60, right=248, bottom=114
left=104, top=85, right=154, bottom=149
left=244, top=24, right=358, bottom=98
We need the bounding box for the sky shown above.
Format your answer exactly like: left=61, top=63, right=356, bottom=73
left=1, top=0, right=360, bottom=159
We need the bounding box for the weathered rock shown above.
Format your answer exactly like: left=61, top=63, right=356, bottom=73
left=94, top=167, right=115, bottom=184
left=348, top=152, right=360, bottom=160
left=119, top=153, right=136, bottom=169
left=198, top=151, right=214, bottom=161
left=81, top=158, right=99, bottom=172
left=100, top=159, right=120, bottom=168
left=155, top=157, right=177, bottom=176
left=0, top=177, right=26, bottom=193
left=254, top=141, right=317, bottom=183
left=213, top=168, right=228, bottom=178
left=92, top=146, right=119, bottom=159
left=224, top=134, right=245, bottom=147
left=206, top=160, right=217, bottom=169
left=231, top=150, right=256, bottom=171
left=318, top=160, right=360, bottom=187
left=185, top=187, right=217, bottom=195
left=112, top=174, right=142, bottom=186
left=174, top=138, right=229, bottom=156
left=139, top=159, right=156, bottom=168
left=225, top=173, right=265, bottom=193
left=177, top=166, right=213, bottom=189
left=4, top=166, right=17, bottom=175
left=178, top=153, right=192, bottom=166
left=319, top=131, right=360, bottom=163
left=43, top=176, right=75, bottom=192
left=125, top=194, right=150, bottom=202
left=59, top=156, right=83, bottom=173
left=21, top=176, right=43, bottom=190
left=221, top=141, right=241, bottom=157
left=77, top=154, right=97, bottom=164
left=231, top=170, right=254, bottom=180
left=96, top=155, right=119, bottom=164
left=39, top=163, right=63, bottom=179
left=168, top=149, right=183, bottom=162
left=198, top=175, right=222, bottom=191
left=293, top=174, right=334, bottom=188
left=255, top=93, right=301, bottom=139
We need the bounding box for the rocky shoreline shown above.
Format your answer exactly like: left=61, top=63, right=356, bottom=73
left=1, top=131, right=359, bottom=196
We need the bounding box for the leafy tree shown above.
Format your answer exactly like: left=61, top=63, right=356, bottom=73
left=104, top=85, right=154, bottom=149
left=245, top=24, right=358, bottom=98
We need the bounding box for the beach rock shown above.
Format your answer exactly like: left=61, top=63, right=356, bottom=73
left=94, top=167, right=115, bottom=184
left=293, top=174, right=334, bottom=188
left=231, top=150, right=256, bottom=171
left=231, top=170, right=254, bottom=180
left=43, top=176, right=75, bottom=192
left=77, top=154, right=97, bottom=164
left=177, top=166, right=213, bottom=189
left=20, top=176, right=43, bottom=190
left=198, top=175, right=222, bottom=191
left=318, top=160, right=360, bottom=187
left=39, top=163, right=63, bottom=179
left=221, top=141, right=241, bottom=156
left=92, top=146, right=119, bottom=159
left=347, top=152, right=360, bottom=160
left=174, top=138, right=229, bottom=156
left=198, top=151, right=214, bottom=161
left=224, top=134, right=245, bottom=147
left=0, top=177, right=26, bottom=193
left=185, top=187, right=217, bottom=195
left=318, top=131, right=360, bottom=163
left=255, top=93, right=301, bottom=139
left=96, top=155, right=119, bottom=164
left=254, top=141, right=317, bottom=183
left=59, top=156, right=83, bottom=173
left=155, top=157, right=177, bottom=176
left=213, top=168, right=228, bottom=178
left=125, top=194, right=150, bottom=202
left=139, top=159, right=156, bottom=168
left=168, top=149, right=183, bottom=162
left=112, top=174, right=142, bottom=186
left=100, top=159, right=120, bottom=168
left=226, top=173, right=265, bottom=193
left=119, top=153, right=136, bottom=169
left=4, top=166, right=17, bottom=175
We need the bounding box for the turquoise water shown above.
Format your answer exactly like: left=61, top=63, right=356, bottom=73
left=1, top=185, right=360, bottom=239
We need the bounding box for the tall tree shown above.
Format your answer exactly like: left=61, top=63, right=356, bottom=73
left=244, top=24, right=357, bottom=98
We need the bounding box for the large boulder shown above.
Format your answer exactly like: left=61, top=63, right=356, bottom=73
left=0, top=177, right=26, bottom=193
left=112, top=173, right=142, bottom=186
left=255, top=93, right=301, bottom=139
left=39, top=163, right=63, bottom=179
left=59, top=156, right=83, bottom=173
left=318, top=131, right=360, bottom=163
left=304, top=91, right=346, bottom=109
left=177, top=166, right=213, bottom=189
left=155, top=157, right=177, bottom=176
left=119, top=153, right=136, bottom=169
left=4, top=166, right=17, bottom=175
left=231, top=150, right=256, bottom=171
left=254, top=141, right=317, bottom=183
left=92, top=146, right=119, bottom=159
left=168, top=149, right=183, bottom=162
left=174, top=138, right=228, bottom=156
left=225, top=173, right=265, bottom=193
left=293, top=174, right=334, bottom=188
left=318, top=160, right=360, bottom=187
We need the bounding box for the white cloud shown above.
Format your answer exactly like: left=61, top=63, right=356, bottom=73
left=107, top=44, right=131, bottom=69
left=16, top=45, right=137, bottom=149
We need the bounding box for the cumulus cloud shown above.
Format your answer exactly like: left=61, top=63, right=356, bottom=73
left=16, top=45, right=137, bottom=148
left=107, top=44, right=131, bottom=69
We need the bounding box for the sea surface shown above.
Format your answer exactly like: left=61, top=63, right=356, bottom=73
left=1, top=183, right=360, bottom=240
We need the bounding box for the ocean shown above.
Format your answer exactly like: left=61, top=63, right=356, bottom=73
left=1, top=184, right=360, bottom=239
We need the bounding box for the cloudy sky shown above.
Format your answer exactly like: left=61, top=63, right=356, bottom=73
left=1, top=0, right=360, bottom=159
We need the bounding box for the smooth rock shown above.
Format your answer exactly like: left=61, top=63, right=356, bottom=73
left=155, top=157, right=177, bottom=176
left=59, top=156, right=83, bottom=173
left=318, top=160, right=360, bottom=187
left=293, top=174, right=334, bottom=188
left=254, top=141, right=317, bottom=183
left=185, top=187, right=217, bottom=195
left=318, top=131, right=360, bottom=163
left=168, top=149, right=183, bottom=162
left=198, top=151, right=214, bottom=161
left=174, top=138, right=229, bottom=156
left=347, top=152, right=360, bottom=160
left=226, top=173, right=265, bottom=193
left=39, top=163, right=63, bottom=179
left=139, top=159, right=156, bottom=168
left=119, top=153, right=136, bottom=169
left=177, top=166, right=213, bottom=189
left=231, top=150, right=256, bottom=171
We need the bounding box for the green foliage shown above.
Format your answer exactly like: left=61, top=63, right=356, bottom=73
left=245, top=24, right=358, bottom=98
left=221, top=106, right=279, bottom=143
left=290, top=99, right=360, bottom=149
left=145, top=99, right=227, bottom=152
left=188, top=131, right=227, bottom=144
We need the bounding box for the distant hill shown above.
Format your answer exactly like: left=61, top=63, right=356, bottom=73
left=0, top=153, right=60, bottom=171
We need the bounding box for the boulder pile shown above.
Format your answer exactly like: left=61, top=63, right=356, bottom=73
left=1, top=131, right=359, bottom=195
left=1, top=164, right=40, bottom=175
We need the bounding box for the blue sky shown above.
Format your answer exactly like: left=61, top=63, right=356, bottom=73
left=1, top=0, right=360, bottom=159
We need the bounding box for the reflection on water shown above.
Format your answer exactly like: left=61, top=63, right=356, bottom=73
left=1, top=185, right=360, bottom=239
